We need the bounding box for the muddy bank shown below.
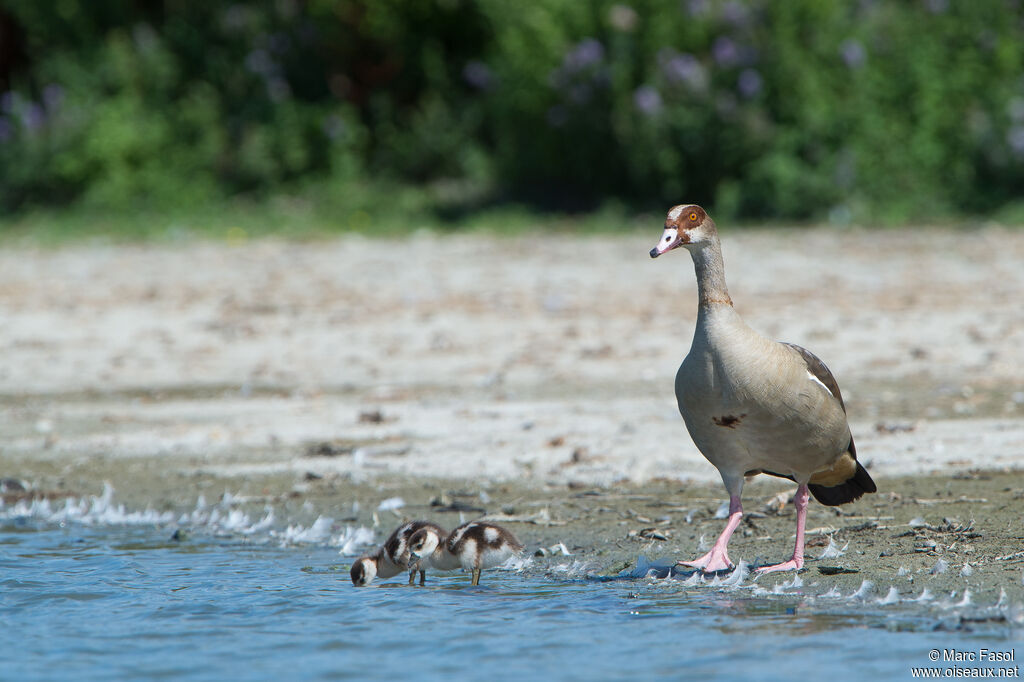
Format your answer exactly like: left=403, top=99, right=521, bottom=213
left=1, top=229, right=1022, bottom=486
left=4, top=449, right=1023, bottom=620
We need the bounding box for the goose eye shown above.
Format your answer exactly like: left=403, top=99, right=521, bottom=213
left=689, top=212, right=697, bottom=221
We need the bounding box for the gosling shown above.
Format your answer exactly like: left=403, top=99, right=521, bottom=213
left=350, top=520, right=448, bottom=586
left=408, top=521, right=524, bottom=586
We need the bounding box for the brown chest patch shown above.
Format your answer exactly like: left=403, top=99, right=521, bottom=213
left=712, top=414, right=745, bottom=428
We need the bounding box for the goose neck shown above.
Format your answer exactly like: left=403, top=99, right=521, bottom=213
left=690, top=240, right=733, bottom=309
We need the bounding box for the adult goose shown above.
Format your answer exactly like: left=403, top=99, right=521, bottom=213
left=649, top=205, right=876, bottom=574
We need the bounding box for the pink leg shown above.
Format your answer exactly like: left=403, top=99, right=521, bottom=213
left=757, top=484, right=810, bottom=574
left=678, top=495, right=742, bottom=573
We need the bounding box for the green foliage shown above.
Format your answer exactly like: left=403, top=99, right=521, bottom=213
left=1, top=0, right=1024, bottom=224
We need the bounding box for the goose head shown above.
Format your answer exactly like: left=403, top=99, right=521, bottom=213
left=649, top=204, right=715, bottom=257
left=408, top=527, right=443, bottom=561
left=350, top=556, right=378, bottom=586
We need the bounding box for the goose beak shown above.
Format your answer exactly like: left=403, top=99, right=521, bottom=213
left=651, top=227, right=680, bottom=258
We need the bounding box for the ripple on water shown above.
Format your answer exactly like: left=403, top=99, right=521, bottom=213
left=0, top=523, right=1013, bottom=681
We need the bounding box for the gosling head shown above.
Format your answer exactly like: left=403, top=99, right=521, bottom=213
left=649, top=204, right=715, bottom=258
left=408, top=527, right=443, bottom=561
left=350, top=556, right=378, bottom=586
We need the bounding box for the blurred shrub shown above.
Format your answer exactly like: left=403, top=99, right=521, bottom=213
left=1, top=0, right=1024, bottom=222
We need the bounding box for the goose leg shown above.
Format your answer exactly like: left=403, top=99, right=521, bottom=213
left=419, top=569, right=426, bottom=585
left=677, top=495, right=742, bottom=573
left=757, top=484, right=809, bottom=574
left=407, top=570, right=416, bottom=585
left=470, top=568, right=481, bottom=586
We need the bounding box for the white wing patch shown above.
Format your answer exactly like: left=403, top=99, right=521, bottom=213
left=450, top=524, right=472, bottom=546
left=806, top=370, right=834, bottom=398
left=458, top=538, right=479, bottom=569
left=484, top=526, right=499, bottom=543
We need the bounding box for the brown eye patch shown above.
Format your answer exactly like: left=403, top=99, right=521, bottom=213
left=666, top=204, right=705, bottom=228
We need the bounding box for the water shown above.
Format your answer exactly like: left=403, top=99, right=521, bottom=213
left=1, top=510, right=1019, bottom=681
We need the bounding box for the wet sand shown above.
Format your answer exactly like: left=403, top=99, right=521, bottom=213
left=2, top=227, right=1022, bottom=619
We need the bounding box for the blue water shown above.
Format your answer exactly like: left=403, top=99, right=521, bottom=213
left=2, top=520, right=1020, bottom=681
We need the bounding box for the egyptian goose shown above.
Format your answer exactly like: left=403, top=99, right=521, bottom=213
left=649, top=204, right=876, bottom=574
left=350, top=520, right=448, bottom=586
left=408, top=521, right=524, bottom=586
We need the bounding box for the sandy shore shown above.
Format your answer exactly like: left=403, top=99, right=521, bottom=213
left=2, top=227, right=1023, bottom=617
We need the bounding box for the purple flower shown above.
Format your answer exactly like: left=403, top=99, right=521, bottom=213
left=564, top=38, right=605, bottom=73
left=462, top=61, right=494, bottom=90
left=0, top=117, right=11, bottom=141
left=1007, top=126, right=1024, bottom=158
left=720, top=1, right=749, bottom=27
left=712, top=36, right=740, bottom=67
left=633, top=85, right=663, bottom=116
left=42, top=84, right=65, bottom=111
left=245, top=48, right=276, bottom=76
left=658, top=49, right=707, bottom=90
left=685, top=0, right=709, bottom=17
left=737, top=68, right=762, bottom=98
left=840, top=39, right=866, bottom=69
left=0, top=91, right=15, bottom=114
left=549, top=39, right=607, bottom=92
left=20, top=103, right=44, bottom=131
